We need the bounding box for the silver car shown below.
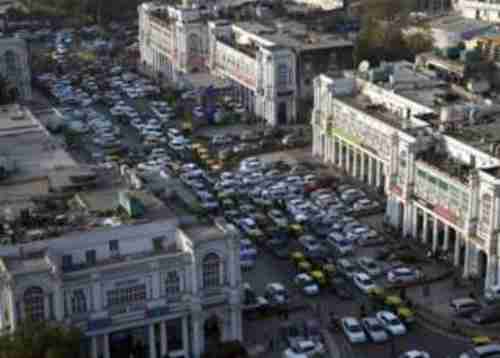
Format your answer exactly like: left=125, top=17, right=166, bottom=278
left=361, top=317, right=388, bottom=343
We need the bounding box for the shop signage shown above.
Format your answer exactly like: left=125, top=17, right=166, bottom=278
left=434, top=205, right=457, bottom=224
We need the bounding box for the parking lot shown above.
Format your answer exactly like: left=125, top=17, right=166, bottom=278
left=27, top=26, right=477, bottom=358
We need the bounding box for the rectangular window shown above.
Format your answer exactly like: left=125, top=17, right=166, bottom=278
left=278, top=64, right=288, bottom=87
left=153, top=237, right=163, bottom=252
left=109, top=240, right=119, bottom=255
left=85, top=250, right=96, bottom=265
left=62, top=255, right=73, bottom=270
left=106, top=285, right=146, bottom=307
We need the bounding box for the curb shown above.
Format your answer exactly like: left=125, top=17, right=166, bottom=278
left=415, top=313, right=472, bottom=343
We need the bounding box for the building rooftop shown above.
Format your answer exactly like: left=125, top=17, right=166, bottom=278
left=235, top=20, right=352, bottom=51
left=180, top=222, right=226, bottom=243
left=425, top=14, right=492, bottom=36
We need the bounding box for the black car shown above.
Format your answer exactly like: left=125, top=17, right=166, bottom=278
left=471, top=307, right=500, bottom=325
left=330, top=276, right=353, bottom=300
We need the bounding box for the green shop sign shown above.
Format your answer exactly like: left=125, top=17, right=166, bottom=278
left=328, top=126, right=361, bottom=146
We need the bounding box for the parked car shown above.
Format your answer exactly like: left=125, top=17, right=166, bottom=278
left=357, top=256, right=382, bottom=277
left=450, top=298, right=481, bottom=318
left=387, top=267, right=422, bottom=284
left=294, top=273, right=320, bottom=296
left=353, top=272, right=378, bottom=294
left=265, top=282, right=288, bottom=306
left=398, top=351, right=430, bottom=358
left=337, top=258, right=357, bottom=278
left=485, top=284, right=500, bottom=303
left=341, top=317, right=367, bottom=344
left=470, top=307, right=500, bottom=325
left=282, top=339, right=324, bottom=358
left=458, top=344, right=500, bottom=358
left=361, top=317, right=389, bottom=343
left=376, top=311, right=407, bottom=336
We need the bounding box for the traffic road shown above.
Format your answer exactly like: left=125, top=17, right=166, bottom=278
left=242, top=249, right=471, bottom=358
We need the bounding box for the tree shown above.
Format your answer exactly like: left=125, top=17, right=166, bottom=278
left=354, top=0, right=433, bottom=66
left=0, top=321, right=82, bottom=358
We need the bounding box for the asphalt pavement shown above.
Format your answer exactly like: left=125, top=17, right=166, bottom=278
left=242, top=250, right=472, bottom=358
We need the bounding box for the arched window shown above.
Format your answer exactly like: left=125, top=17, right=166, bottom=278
left=71, top=289, right=87, bottom=314
left=24, top=287, right=45, bottom=322
left=202, top=253, right=221, bottom=288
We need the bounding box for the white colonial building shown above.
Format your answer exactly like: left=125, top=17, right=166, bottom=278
left=455, top=0, right=500, bottom=22
left=0, top=217, right=242, bottom=358
left=312, top=62, right=500, bottom=292
left=138, top=2, right=353, bottom=125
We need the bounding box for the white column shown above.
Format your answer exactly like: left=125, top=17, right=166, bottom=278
left=432, top=218, right=439, bottom=253
left=443, top=225, right=450, bottom=251
left=486, top=257, right=498, bottom=289
left=331, top=137, right=337, bottom=165
left=160, top=322, right=167, bottom=358
left=454, top=233, right=461, bottom=267
left=149, top=324, right=157, bottom=358
left=91, top=337, right=98, bottom=358
left=92, top=277, right=102, bottom=311
left=463, top=239, right=471, bottom=278
left=54, top=284, right=63, bottom=321
left=422, top=212, right=428, bottom=243
left=360, top=152, right=366, bottom=182
left=376, top=161, right=382, bottom=188
left=8, top=289, right=17, bottom=332
left=353, top=150, right=358, bottom=178
left=103, top=334, right=110, bottom=358
left=412, top=206, right=418, bottom=239
left=345, top=145, right=351, bottom=174
left=368, top=158, right=373, bottom=185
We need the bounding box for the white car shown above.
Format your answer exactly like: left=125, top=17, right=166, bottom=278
left=268, top=209, right=288, bottom=227
left=294, top=273, right=319, bottom=296
left=341, top=317, right=367, bottom=344
left=361, top=317, right=389, bottom=343
left=357, top=256, right=382, bottom=277
left=387, top=267, right=422, bottom=284
left=398, top=350, right=430, bottom=358
left=353, top=272, right=378, bottom=294
left=376, top=311, right=407, bottom=336
left=283, top=340, right=324, bottom=358
left=485, top=284, right=500, bottom=302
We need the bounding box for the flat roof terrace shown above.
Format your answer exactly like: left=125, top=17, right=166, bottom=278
left=337, top=94, right=416, bottom=133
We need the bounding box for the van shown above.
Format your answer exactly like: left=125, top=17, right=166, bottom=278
left=450, top=298, right=481, bottom=317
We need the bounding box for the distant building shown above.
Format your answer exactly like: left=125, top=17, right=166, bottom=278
left=312, top=62, right=500, bottom=292
left=139, top=2, right=353, bottom=125
left=456, top=0, right=500, bottom=22
left=0, top=38, right=31, bottom=100
left=0, top=216, right=243, bottom=358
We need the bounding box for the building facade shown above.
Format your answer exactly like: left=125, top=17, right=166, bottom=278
left=456, top=0, right=500, bottom=22
left=312, top=63, right=500, bottom=292
left=0, top=38, right=31, bottom=100
left=138, top=2, right=353, bottom=125
left=0, top=218, right=242, bottom=358
left=139, top=3, right=209, bottom=83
